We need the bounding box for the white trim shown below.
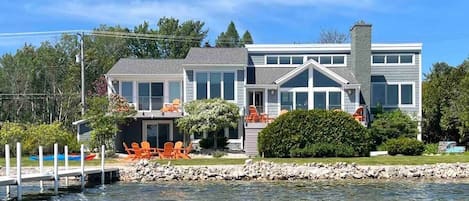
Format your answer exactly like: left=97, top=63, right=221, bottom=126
left=183, top=70, right=187, bottom=103
left=183, top=64, right=245, bottom=67
left=245, top=43, right=422, bottom=52
left=275, top=60, right=349, bottom=85
left=142, top=120, right=174, bottom=147
left=263, top=54, right=347, bottom=67
left=244, top=84, right=278, bottom=89
left=264, top=88, right=268, bottom=114
left=418, top=53, right=422, bottom=141
left=371, top=82, right=416, bottom=108
left=371, top=54, right=415, bottom=65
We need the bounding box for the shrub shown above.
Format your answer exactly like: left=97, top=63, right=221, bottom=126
left=0, top=122, right=27, bottom=155
left=199, top=136, right=228, bottom=149
left=289, top=143, right=355, bottom=157
left=212, top=151, right=226, bottom=158
left=259, top=110, right=371, bottom=157
left=384, top=137, right=424, bottom=156
left=370, top=109, right=418, bottom=146
left=424, top=143, right=439, bottom=155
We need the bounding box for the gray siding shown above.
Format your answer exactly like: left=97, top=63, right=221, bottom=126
left=185, top=70, right=194, bottom=102
left=344, top=89, right=357, bottom=114
left=371, top=53, right=420, bottom=115
left=249, top=54, right=265, bottom=65
left=244, top=123, right=267, bottom=156
left=267, top=89, right=279, bottom=116
left=116, top=118, right=143, bottom=153
left=237, top=70, right=245, bottom=108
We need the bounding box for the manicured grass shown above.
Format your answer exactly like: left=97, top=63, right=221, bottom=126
left=154, top=154, right=469, bottom=166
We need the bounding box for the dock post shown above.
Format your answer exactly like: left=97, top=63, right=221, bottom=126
left=16, top=142, right=22, bottom=201
left=101, top=145, right=105, bottom=187
left=5, top=144, right=10, bottom=199
left=53, top=143, right=59, bottom=195
left=80, top=144, right=85, bottom=191
left=64, top=145, right=69, bottom=186
left=39, top=146, right=44, bottom=193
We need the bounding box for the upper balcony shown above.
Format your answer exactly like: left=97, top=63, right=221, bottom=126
left=117, top=95, right=184, bottom=118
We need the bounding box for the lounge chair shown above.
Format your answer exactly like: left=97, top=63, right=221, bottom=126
left=131, top=142, right=151, bottom=160
left=123, top=142, right=136, bottom=160
left=141, top=141, right=158, bottom=157
left=157, top=142, right=175, bottom=159
left=160, top=99, right=181, bottom=113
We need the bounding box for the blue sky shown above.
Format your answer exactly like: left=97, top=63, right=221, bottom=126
left=0, top=0, right=468, bottom=75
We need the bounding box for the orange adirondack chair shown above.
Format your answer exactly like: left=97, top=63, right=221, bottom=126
left=353, top=106, right=364, bottom=122
left=160, top=99, right=181, bottom=113
left=245, top=105, right=260, bottom=122
left=180, top=142, right=193, bottom=159
left=131, top=142, right=151, bottom=160
left=141, top=141, right=158, bottom=157
left=123, top=142, right=136, bottom=160
left=174, top=141, right=186, bottom=159
left=157, top=142, right=175, bottom=159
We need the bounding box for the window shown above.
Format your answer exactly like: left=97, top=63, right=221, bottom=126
left=372, top=54, right=414, bottom=65
left=196, top=72, right=235, bottom=100
left=168, top=82, right=181, bottom=102
left=121, top=81, right=133, bottom=103
left=372, top=83, right=414, bottom=106
left=280, top=92, right=293, bottom=111
left=307, top=56, right=319, bottom=62
left=314, top=92, right=326, bottom=110
left=210, top=72, right=221, bottom=98
left=296, top=92, right=308, bottom=110
left=151, top=83, right=163, bottom=110
left=329, top=92, right=341, bottom=110
left=224, top=73, right=235, bottom=100
left=319, top=56, right=332, bottom=64
left=279, top=56, right=290, bottom=64
left=112, top=81, right=119, bottom=94
left=196, top=72, right=208, bottom=99
left=386, top=55, right=398, bottom=64
left=228, top=127, right=238, bottom=139
left=332, top=56, right=345, bottom=64
left=292, top=56, right=304, bottom=64
left=138, top=83, right=150, bottom=110
left=401, top=84, right=413, bottom=104
left=266, top=56, right=277, bottom=64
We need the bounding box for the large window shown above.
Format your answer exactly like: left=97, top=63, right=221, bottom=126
left=121, top=81, right=133, bottom=103
left=151, top=83, right=163, bottom=110
left=138, top=82, right=163, bottom=110
left=280, top=92, right=293, bottom=111
left=138, top=83, right=150, bottom=110
left=265, top=55, right=346, bottom=65
left=329, top=92, right=341, bottom=110
left=372, top=54, right=414, bottom=65
left=314, top=92, right=326, bottom=109
left=196, top=72, right=235, bottom=101
left=296, top=92, right=308, bottom=110
left=372, top=83, right=414, bottom=107
left=281, top=91, right=309, bottom=111
left=314, top=91, right=342, bottom=110
left=168, top=81, right=181, bottom=102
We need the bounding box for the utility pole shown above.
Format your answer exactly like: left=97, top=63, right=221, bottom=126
left=78, top=32, right=85, bottom=116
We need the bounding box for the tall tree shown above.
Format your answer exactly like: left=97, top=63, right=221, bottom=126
left=241, top=30, right=254, bottom=46
left=216, top=21, right=240, bottom=47
left=317, top=28, right=348, bottom=44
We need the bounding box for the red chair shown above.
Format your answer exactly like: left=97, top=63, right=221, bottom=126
left=353, top=106, right=364, bottom=122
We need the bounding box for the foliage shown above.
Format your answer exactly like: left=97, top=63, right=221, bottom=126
left=383, top=137, right=425, bottom=156
left=0, top=122, right=78, bottom=155
left=84, top=94, right=136, bottom=151
left=424, top=143, right=439, bottom=155
left=212, top=151, right=226, bottom=158
left=370, top=109, right=418, bottom=146
left=199, top=136, right=229, bottom=149
left=258, top=110, right=371, bottom=158
left=241, top=31, right=254, bottom=46
left=289, top=143, right=355, bottom=157
left=317, top=28, right=348, bottom=44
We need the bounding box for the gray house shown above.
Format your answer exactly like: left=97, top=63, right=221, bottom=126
left=106, top=23, right=422, bottom=155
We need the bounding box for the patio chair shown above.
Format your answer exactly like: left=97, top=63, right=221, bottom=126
left=280, top=109, right=289, bottom=116
left=245, top=105, right=260, bottom=122
left=181, top=142, right=193, bottom=159
left=123, top=142, right=136, bottom=160
left=157, top=142, right=175, bottom=159
left=160, top=98, right=181, bottom=113
left=131, top=142, right=151, bottom=160
left=353, top=106, right=364, bottom=122
left=141, top=141, right=158, bottom=157
left=174, top=141, right=186, bottom=159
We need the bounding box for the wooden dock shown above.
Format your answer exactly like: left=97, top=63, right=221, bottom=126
left=2, top=143, right=120, bottom=200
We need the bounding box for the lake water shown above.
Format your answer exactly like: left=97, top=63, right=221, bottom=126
left=3, top=180, right=469, bottom=200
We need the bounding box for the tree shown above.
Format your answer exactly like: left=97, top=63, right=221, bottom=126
left=241, top=31, right=253, bottom=46
left=455, top=61, right=469, bottom=142
left=84, top=94, right=136, bottom=152
left=370, top=109, right=418, bottom=146
left=176, top=99, right=239, bottom=148
left=216, top=21, right=240, bottom=47
left=317, top=28, right=348, bottom=44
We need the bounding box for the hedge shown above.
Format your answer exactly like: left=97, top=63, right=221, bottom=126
left=258, top=110, right=372, bottom=157
left=384, top=137, right=425, bottom=156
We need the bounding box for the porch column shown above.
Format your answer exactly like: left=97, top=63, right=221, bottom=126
left=308, top=66, right=314, bottom=109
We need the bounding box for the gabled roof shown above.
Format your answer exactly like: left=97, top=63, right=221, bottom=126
left=247, top=67, right=295, bottom=85
left=274, top=60, right=352, bottom=85
left=107, top=58, right=184, bottom=75
left=184, top=48, right=248, bottom=66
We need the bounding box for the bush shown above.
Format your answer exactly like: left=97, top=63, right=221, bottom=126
left=383, top=137, right=425, bottom=156
left=212, top=151, right=226, bottom=158
left=199, top=136, right=228, bottom=149
left=424, top=143, right=439, bottom=155
left=289, top=143, right=355, bottom=157
left=370, top=109, right=418, bottom=146
left=259, top=110, right=371, bottom=158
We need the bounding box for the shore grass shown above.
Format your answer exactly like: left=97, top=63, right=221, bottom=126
left=1, top=153, right=468, bottom=167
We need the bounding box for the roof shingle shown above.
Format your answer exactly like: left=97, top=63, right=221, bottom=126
left=107, top=58, right=184, bottom=75
left=184, top=48, right=248, bottom=65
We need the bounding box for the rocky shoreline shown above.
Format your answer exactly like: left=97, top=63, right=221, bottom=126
left=119, top=160, right=469, bottom=182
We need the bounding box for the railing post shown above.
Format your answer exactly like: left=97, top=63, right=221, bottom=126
left=39, top=146, right=44, bottom=193
left=64, top=145, right=69, bottom=186
left=5, top=144, right=10, bottom=199
left=80, top=144, right=85, bottom=191
left=16, top=142, right=22, bottom=201
left=101, top=145, right=105, bottom=187
left=53, top=143, right=59, bottom=195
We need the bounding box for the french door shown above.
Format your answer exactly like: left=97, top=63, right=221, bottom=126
left=248, top=91, right=264, bottom=113
left=142, top=120, right=173, bottom=148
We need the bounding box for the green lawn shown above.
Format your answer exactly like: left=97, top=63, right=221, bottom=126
left=1, top=154, right=468, bottom=167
